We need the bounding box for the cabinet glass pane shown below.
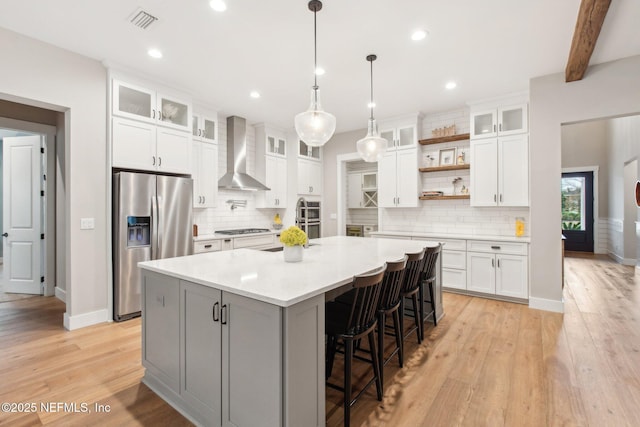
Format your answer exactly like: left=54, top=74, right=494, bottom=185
left=268, top=136, right=277, bottom=154
left=310, top=146, right=320, bottom=159
left=299, top=140, right=307, bottom=156
left=160, top=98, right=188, bottom=127
left=277, top=138, right=286, bottom=155
left=192, top=115, right=199, bottom=137
left=380, top=130, right=394, bottom=146
left=474, top=113, right=494, bottom=136
left=362, top=173, right=377, bottom=189
left=398, top=127, right=414, bottom=147
left=501, top=108, right=523, bottom=132
left=203, top=118, right=216, bottom=140
left=118, top=85, right=152, bottom=118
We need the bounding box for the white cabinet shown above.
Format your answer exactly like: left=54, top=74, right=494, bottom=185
left=193, top=239, right=223, bottom=253
left=112, top=79, right=191, bottom=132
left=112, top=117, right=192, bottom=174
left=470, top=103, right=528, bottom=139
left=466, top=240, right=528, bottom=299
left=440, top=239, right=467, bottom=290
left=192, top=140, right=218, bottom=208
left=255, top=124, right=288, bottom=208
left=471, top=134, right=528, bottom=207
left=178, top=280, right=282, bottom=427
left=298, top=157, right=322, bottom=196
left=378, top=113, right=421, bottom=150
left=378, top=148, right=419, bottom=207
left=192, top=112, right=218, bottom=144
left=347, top=172, right=378, bottom=208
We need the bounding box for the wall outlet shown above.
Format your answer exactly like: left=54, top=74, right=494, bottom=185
left=80, top=218, right=95, bottom=230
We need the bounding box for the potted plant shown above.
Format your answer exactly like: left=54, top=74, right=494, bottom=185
left=279, top=226, right=307, bottom=262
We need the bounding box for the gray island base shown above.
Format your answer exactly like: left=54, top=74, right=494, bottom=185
left=138, top=236, right=441, bottom=427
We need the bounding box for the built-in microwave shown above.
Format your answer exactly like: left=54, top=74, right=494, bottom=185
left=298, top=201, right=320, bottom=221
left=299, top=221, right=321, bottom=240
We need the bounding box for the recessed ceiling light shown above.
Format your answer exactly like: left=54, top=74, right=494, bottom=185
left=367, top=102, right=376, bottom=109
left=148, top=48, right=163, bottom=59
left=445, top=81, right=457, bottom=90
left=314, top=67, right=325, bottom=76
left=210, top=0, right=227, bottom=12
left=411, top=30, right=428, bottom=41
left=250, top=91, right=261, bottom=99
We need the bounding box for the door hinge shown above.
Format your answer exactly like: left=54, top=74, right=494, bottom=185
left=41, top=276, right=45, bottom=283
left=41, top=190, right=45, bottom=197
left=40, top=147, right=45, bottom=154
left=41, top=234, right=45, bottom=240
left=43, top=174, right=47, bottom=181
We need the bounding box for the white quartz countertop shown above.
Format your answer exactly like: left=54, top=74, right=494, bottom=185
left=139, top=236, right=436, bottom=307
left=370, top=231, right=530, bottom=243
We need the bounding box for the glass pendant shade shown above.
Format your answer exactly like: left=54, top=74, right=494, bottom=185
left=295, top=87, right=336, bottom=147
left=357, top=118, right=388, bottom=162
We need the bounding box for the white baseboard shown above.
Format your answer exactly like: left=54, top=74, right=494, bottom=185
left=529, top=297, right=564, bottom=313
left=608, top=251, right=624, bottom=264
left=622, top=258, right=637, bottom=266
left=54, top=287, right=66, bottom=302
left=63, top=309, right=110, bottom=331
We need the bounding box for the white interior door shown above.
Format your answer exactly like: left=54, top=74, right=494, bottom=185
left=2, top=135, right=42, bottom=294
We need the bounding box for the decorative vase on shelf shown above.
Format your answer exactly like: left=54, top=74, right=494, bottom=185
left=283, top=245, right=304, bottom=263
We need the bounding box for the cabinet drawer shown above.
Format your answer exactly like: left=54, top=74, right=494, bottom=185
left=438, top=239, right=466, bottom=251
left=442, top=250, right=466, bottom=270
left=194, top=240, right=222, bottom=254
left=443, top=268, right=466, bottom=290
left=466, top=240, right=528, bottom=255
left=233, top=234, right=275, bottom=249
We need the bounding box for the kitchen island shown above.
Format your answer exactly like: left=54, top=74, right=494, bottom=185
left=138, top=236, right=440, bottom=427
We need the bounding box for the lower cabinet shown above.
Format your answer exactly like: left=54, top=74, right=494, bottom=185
left=439, top=238, right=467, bottom=290
left=466, top=241, right=528, bottom=299
left=142, top=273, right=283, bottom=427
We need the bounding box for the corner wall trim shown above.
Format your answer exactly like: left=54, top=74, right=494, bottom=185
left=63, top=309, right=110, bottom=331
left=529, top=297, right=564, bottom=313
left=54, top=287, right=66, bottom=302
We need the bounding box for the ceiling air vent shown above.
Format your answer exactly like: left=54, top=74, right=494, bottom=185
left=128, top=8, right=158, bottom=30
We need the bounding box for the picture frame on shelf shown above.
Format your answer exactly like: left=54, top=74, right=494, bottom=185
left=439, top=148, right=456, bottom=166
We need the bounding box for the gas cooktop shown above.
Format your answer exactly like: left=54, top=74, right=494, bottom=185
left=215, top=228, right=271, bottom=235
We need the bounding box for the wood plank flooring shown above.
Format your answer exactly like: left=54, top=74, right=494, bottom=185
left=1, top=253, right=639, bottom=426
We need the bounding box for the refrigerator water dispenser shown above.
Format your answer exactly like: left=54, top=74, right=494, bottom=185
left=127, top=216, right=150, bottom=247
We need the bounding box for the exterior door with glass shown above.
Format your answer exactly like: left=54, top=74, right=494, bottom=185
left=561, top=172, right=594, bottom=252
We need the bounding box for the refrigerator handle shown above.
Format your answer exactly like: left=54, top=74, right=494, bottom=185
left=156, top=196, right=163, bottom=258
left=151, top=196, right=159, bottom=260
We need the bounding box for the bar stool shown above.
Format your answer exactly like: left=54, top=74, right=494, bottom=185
left=420, top=244, right=442, bottom=339
left=376, top=255, right=408, bottom=393
left=325, top=266, right=386, bottom=427
left=400, top=248, right=427, bottom=344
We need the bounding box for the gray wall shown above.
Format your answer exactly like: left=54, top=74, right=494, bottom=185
left=530, top=54, right=640, bottom=309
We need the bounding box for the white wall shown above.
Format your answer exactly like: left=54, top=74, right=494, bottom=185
left=529, top=54, right=640, bottom=311
left=0, top=27, right=108, bottom=328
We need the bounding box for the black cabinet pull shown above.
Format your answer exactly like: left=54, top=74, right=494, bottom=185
left=491, top=245, right=501, bottom=250
left=213, top=302, right=220, bottom=322
left=204, top=244, right=212, bottom=249
left=221, top=304, right=228, bottom=325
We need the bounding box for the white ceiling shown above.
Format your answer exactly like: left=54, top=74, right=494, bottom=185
left=0, top=0, right=638, bottom=133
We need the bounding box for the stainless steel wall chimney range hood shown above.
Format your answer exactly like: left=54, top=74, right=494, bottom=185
left=218, top=116, right=270, bottom=191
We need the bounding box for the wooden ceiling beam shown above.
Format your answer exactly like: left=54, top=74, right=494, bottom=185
left=565, top=0, right=611, bottom=82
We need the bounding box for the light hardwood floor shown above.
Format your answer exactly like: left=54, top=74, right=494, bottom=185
left=1, top=253, right=639, bottom=426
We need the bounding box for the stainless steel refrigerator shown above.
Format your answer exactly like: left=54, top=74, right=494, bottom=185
left=113, top=171, right=193, bottom=321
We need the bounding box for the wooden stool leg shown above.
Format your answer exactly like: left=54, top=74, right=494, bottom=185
left=392, top=308, right=403, bottom=367
left=429, top=282, right=437, bottom=326
left=411, top=294, right=422, bottom=344
left=326, top=335, right=336, bottom=379
left=368, top=330, right=383, bottom=401
left=344, top=337, right=353, bottom=427
left=377, top=311, right=385, bottom=395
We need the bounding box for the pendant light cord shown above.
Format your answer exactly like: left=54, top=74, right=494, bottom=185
left=313, top=7, right=318, bottom=90
left=369, top=58, right=374, bottom=121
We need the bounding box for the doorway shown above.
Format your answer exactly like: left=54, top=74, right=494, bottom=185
left=562, top=171, right=594, bottom=252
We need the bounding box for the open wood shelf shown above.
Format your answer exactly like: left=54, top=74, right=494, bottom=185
left=419, top=133, right=471, bottom=145
left=419, top=194, right=470, bottom=201
left=419, top=164, right=470, bottom=173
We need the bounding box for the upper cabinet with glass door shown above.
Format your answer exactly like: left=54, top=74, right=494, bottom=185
left=299, top=139, right=321, bottom=160
left=112, top=79, right=191, bottom=132
left=378, top=113, right=422, bottom=151
left=470, top=103, right=528, bottom=139
left=192, top=110, right=218, bottom=144
left=255, top=124, right=286, bottom=157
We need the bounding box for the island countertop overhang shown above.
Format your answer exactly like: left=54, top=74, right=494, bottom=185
left=138, top=236, right=438, bottom=307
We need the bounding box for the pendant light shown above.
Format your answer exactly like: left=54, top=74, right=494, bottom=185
left=356, top=54, right=388, bottom=162
left=294, top=0, right=336, bottom=147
